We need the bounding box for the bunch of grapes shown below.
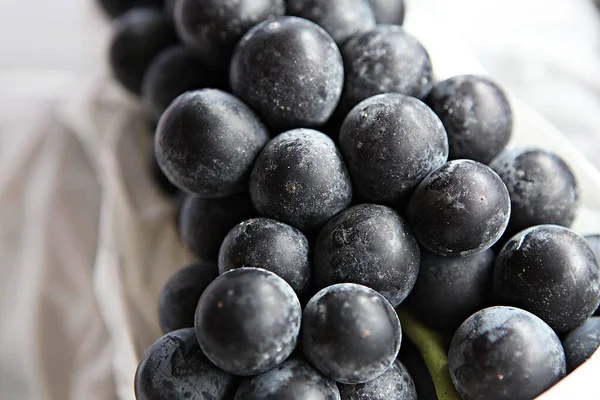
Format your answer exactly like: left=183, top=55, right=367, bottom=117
left=98, top=0, right=600, bottom=399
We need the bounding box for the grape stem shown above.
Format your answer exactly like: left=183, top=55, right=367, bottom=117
left=396, top=307, right=461, bottom=400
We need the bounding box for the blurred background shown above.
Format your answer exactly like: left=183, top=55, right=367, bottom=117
left=1, top=0, right=600, bottom=399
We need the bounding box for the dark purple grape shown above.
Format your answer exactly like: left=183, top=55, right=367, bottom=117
left=97, top=0, right=164, bottom=18
left=142, top=45, right=227, bottom=123
left=494, top=225, right=600, bottom=332
left=195, top=268, right=302, bottom=376
left=314, top=204, right=420, bottom=307
left=338, top=93, right=448, bottom=207
left=338, top=361, right=417, bottom=400
left=426, top=75, right=513, bottom=163
left=109, top=8, right=177, bottom=95
left=134, top=328, right=239, bottom=400
left=341, top=25, right=432, bottom=111
left=408, top=248, right=495, bottom=333
left=407, top=160, right=511, bottom=256
left=562, top=317, right=600, bottom=372
left=367, top=0, right=405, bottom=25
left=302, top=283, right=402, bottom=384
left=490, top=148, right=579, bottom=238
left=174, top=0, right=285, bottom=69
left=230, top=17, right=344, bottom=131
left=218, top=218, right=311, bottom=299
left=449, top=306, right=566, bottom=400
left=158, top=262, right=218, bottom=333
left=178, top=193, right=256, bottom=261
left=287, top=0, right=376, bottom=45
left=249, top=129, right=352, bottom=233
left=234, top=358, right=341, bottom=400
left=155, top=89, right=269, bottom=197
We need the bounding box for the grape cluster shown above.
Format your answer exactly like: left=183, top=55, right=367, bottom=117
left=98, top=1, right=600, bottom=399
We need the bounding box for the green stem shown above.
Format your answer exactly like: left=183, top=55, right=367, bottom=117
left=396, top=307, right=461, bottom=400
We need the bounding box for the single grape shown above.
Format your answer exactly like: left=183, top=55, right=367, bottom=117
left=562, top=317, right=600, bottom=372
left=408, top=248, right=495, bottom=333
left=134, top=328, right=239, bottom=400
left=302, top=283, right=402, bottom=384
left=174, top=0, right=285, bottom=69
left=178, top=193, right=256, bottom=261
left=155, top=89, right=269, bottom=197
left=219, top=218, right=311, bottom=299
left=338, top=93, right=448, bottom=207
left=449, top=306, right=566, bottom=400
left=97, top=0, right=164, bottom=18
left=158, top=262, right=218, bottom=333
left=313, top=204, right=420, bottom=307
left=338, top=361, right=417, bottom=400
left=341, top=25, right=432, bottom=111
left=287, top=0, right=376, bottom=45
left=367, top=0, right=405, bottom=25
left=230, top=17, right=344, bottom=131
left=233, top=358, right=341, bottom=400
left=407, top=160, right=511, bottom=256
left=426, top=75, right=513, bottom=163
left=195, top=268, right=302, bottom=375
left=490, top=148, right=579, bottom=238
left=109, top=8, right=177, bottom=95
left=249, top=129, right=352, bottom=233
left=494, top=225, right=600, bottom=332
left=142, top=45, right=227, bottom=123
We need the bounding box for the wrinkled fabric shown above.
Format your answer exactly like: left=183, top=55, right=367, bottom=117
left=1, top=1, right=600, bottom=400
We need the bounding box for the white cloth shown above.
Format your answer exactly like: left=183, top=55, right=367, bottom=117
left=1, top=1, right=600, bottom=399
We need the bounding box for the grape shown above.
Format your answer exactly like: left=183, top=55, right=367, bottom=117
left=218, top=218, right=312, bottom=299
left=338, top=93, right=448, bottom=207
left=340, top=25, right=432, bottom=111
left=178, top=193, right=256, bottom=261
left=302, top=283, right=402, bottom=384
left=97, top=0, right=164, bottom=18
left=173, top=0, right=284, bottom=69
left=233, top=358, right=341, bottom=400
left=230, top=17, right=344, bottom=131
left=408, top=248, right=495, bottom=333
left=249, top=129, right=352, bottom=233
left=494, top=225, right=600, bottom=332
left=448, top=306, right=566, bottom=400
left=158, top=262, right=218, bottom=333
left=407, top=160, right=511, bottom=256
left=287, top=0, right=376, bottom=45
left=426, top=75, right=513, bottom=163
left=142, top=45, right=227, bottom=123
left=134, top=328, right=239, bottom=400
left=155, top=89, right=269, bottom=197
left=490, top=148, right=579, bottom=238
left=367, top=0, right=405, bottom=25
left=313, top=204, right=420, bottom=307
left=562, top=317, right=600, bottom=372
left=109, top=8, right=177, bottom=95
left=195, top=268, right=301, bottom=375
left=338, top=361, right=417, bottom=400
